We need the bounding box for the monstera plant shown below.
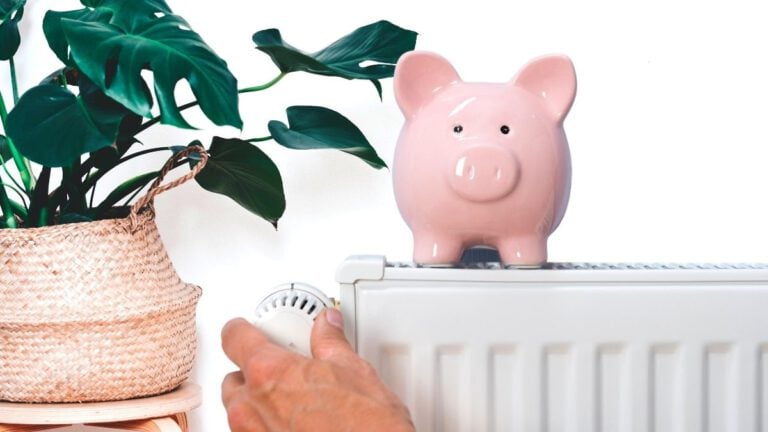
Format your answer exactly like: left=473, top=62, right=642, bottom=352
left=0, top=0, right=417, bottom=229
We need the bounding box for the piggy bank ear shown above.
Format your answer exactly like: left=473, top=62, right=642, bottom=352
left=394, top=51, right=461, bottom=117
left=511, top=55, right=576, bottom=122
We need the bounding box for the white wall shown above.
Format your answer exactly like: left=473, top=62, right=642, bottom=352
left=4, top=0, right=768, bottom=430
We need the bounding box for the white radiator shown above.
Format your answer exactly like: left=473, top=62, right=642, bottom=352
left=337, top=255, right=768, bottom=432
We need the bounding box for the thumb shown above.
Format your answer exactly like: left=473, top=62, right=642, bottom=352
left=311, top=308, right=356, bottom=364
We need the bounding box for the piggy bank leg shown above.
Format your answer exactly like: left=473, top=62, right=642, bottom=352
left=498, top=236, right=547, bottom=267
left=413, top=232, right=464, bottom=266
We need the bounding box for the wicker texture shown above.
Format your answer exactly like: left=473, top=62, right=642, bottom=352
left=0, top=147, right=207, bottom=403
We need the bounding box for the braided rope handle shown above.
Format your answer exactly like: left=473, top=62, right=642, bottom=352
left=129, top=145, right=209, bottom=227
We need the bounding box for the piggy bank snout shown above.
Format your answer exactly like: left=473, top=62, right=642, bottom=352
left=447, top=145, right=520, bottom=202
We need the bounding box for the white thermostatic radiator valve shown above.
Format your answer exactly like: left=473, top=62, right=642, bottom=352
left=253, top=283, right=333, bottom=357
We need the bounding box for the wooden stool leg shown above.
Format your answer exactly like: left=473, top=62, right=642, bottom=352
left=0, top=426, right=69, bottom=432
left=145, top=417, right=184, bottom=432
left=87, top=413, right=188, bottom=432
left=171, top=413, right=189, bottom=432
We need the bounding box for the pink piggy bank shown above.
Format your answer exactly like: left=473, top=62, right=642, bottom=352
left=392, top=51, right=577, bottom=266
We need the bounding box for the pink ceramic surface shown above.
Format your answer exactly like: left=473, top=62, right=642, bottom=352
left=392, top=51, right=576, bottom=266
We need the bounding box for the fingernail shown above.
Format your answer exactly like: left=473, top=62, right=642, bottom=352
left=325, top=308, right=344, bottom=329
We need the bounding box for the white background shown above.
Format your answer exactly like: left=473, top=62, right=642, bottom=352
left=4, top=0, right=768, bottom=430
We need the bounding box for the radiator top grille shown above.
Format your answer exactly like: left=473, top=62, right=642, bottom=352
left=386, top=261, right=768, bottom=270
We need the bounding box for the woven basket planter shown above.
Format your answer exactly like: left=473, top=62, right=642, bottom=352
left=0, top=147, right=207, bottom=403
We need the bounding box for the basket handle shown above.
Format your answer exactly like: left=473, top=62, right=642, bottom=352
left=129, top=145, right=209, bottom=226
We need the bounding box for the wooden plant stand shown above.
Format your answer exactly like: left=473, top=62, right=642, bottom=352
left=0, top=383, right=201, bottom=432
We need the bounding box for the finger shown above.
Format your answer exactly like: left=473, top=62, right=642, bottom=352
left=225, top=393, right=268, bottom=432
left=310, top=308, right=358, bottom=366
left=240, top=343, right=301, bottom=387
left=221, top=371, right=244, bottom=406
left=221, top=318, right=273, bottom=368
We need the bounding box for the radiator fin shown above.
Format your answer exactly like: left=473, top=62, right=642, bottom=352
left=490, top=345, right=518, bottom=432
left=372, top=341, right=766, bottom=431
left=378, top=345, right=412, bottom=408
left=760, top=345, right=768, bottom=432
left=435, top=346, right=466, bottom=432
left=704, top=344, right=735, bottom=432
left=651, top=344, right=682, bottom=432
left=597, top=344, right=626, bottom=432
left=543, top=344, right=572, bottom=432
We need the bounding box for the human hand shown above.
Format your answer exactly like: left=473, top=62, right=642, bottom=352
left=221, top=308, right=414, bottom=432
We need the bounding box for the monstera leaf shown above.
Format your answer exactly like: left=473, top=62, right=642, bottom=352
left=194, top=137, right=285, bottom=227
left=253, top=20, right=417, bottom=97
left=0, top=0, right=25, bottom=60
left=78, top=0, right=172, bottom=32
left=43, top=8, right=111, bottom=65
left=6, top=79, right=128, bottom=167
left=58, top=12, right=241, bottom=129
left=43, top=0, right=172, bottom=64
left=268, top=106, right=387, bottom=169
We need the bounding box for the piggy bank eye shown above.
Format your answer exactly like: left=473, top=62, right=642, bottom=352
left=453, top=125, right=463, bottom=134
left=500, top=125, right=510, bottom=135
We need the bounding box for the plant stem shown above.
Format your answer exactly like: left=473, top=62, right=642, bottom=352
left=62, top=163, right=86, bottom=214
left=29, top=167, right=51, bottom=227
left=89, top=180, right=97, bottom=208
left=245, top=136, right=273, bottom=143
left=95, top=170, right=159, bottom=214
left=9, top=58, right=35, bottom=180
left=46, top=187, right=65, bottom=218
left=97, top=158, right=189, bottom=216
left=38, top=207, right=48, bottom=227
left=0, top=186, right=17, bottom=228
left=9, top=58, right=19, bottom=104
left=0, top=152, right=26, bottom=193
left=136, top=100, right=197, bottom=133
left=121, top=182, right=148, bottom=207
left=136, top=73, right=287, bottom=134
left=1, top=180, right=28, bottom=210
left=120, top=146, right=176, bottom=165
left=7, top=197, right=27, bottom=219
left=238, top=73, right=286, bottom=94
left=82, top=146, right=174, bottom=192
left=0, top=89, right=34, bottom=194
